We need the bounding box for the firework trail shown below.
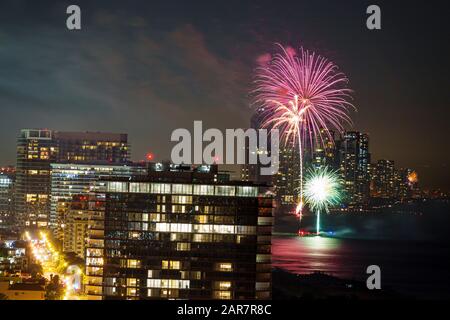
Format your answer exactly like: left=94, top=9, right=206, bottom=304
left=253, top=44, right=354, bottom=226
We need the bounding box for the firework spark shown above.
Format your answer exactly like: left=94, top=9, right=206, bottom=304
left=407, top=171, right=418, bottom=184
left=253, top=44, right=354, bottom=220
left=303, top=166, right=343, bottom=234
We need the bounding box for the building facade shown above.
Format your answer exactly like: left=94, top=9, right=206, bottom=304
left=85, top=169, right=273, bottom=300
left=53, top=131, right=129, bottom=164
left=15, top=129, right=131, bottom=231
left=339, top=132, right=371, bottom=207
left=372, top=160, right=396, bottom=199
left=50, top=163, right=147, bottom=256
left=15, top=129, right=57, bottom=229
left=243, top=111, right=300, bottom=209
left=0, top=167, right=15, bottom=231
left=312, top=130, right=340, bottom=170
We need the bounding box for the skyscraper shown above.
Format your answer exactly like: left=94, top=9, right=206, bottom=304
left=244, top=111, right=300, bottom=209
left=85, top=166, right=273, bottom=300
left=372, top=160, right=396, bottom=199
left=15, top=129, right=131, bottom=230
left=339, top=132, right=371, bottom=207
left=396, top=168, right=413, bottom=201
left=15, top=129, right=58, bottom=229
left=312, top=130, right=340, bottom=170
left=274, top=147, right=300, bottom=206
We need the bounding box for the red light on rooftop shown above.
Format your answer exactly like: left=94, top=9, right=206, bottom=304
left=146, top=153, right=154, bottom=161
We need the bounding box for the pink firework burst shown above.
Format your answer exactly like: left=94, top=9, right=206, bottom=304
left=253, top=44, right=355, bottom=149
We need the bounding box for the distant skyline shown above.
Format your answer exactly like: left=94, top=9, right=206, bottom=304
left=0, top=0, right=448, bottom=190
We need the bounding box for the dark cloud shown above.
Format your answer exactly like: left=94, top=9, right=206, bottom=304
left=0, top=0, right=448, bottom=190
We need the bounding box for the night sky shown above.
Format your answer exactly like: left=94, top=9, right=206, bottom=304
left=0, top=0, right=448, bottom=190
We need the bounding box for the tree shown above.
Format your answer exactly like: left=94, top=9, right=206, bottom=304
left=45, top=274, right=64, bottom=300
left=28, top=263, right=43, bottom=279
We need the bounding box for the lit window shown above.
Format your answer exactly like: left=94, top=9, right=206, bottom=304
left=257, top=217, right=273, bottom=226
left=218, top=281, right=232, bottom=290
left=171, top=261, right=180, bottom=270
left=196, top=215, right=208, bottom=224
left=215, top=186, right=235, bottom=196
left=155, top=223, right=192, bottom=233
left=171, top=205, right=186, bottom=213
left=256, top=254, right=271, bottom=263
left=107, top=182, right=128, bottom=193
left=176, top=242, right=191, bottom=251
left=127, top=259, right=141, bottom=268
left=172, top=184, right=192, bottom=195
left=193, top=185, right=214, bottom=195
left=130, top=183, right=150, bottom=193
left=236, top=225, right=256, bottom=235
left=149, top=213, right=160, bottom=222
left=150, top=183, right=171, bottom=194
left=26, top=194, right=37, bottom=203
left=129, top=232, right=141, bottom=239
left=147, top=289, right=158, bottom=297
left=87, top=257, right=104, bottom=266
left=172, top=195, right=192, bottom=204
left=147, top=279, right=190, bottom=289
left=127, top=278, right=137, bottom=287
left=216, top=263, right=233, bottom=272
left=162, top=260, right=180, bottom=270
left=236, top=186, right=258, bottom=197
left=256, top=282, right=270, bottom=290
left=213, top=225, right=235, bottom=234
left=214, top=291, right=231, bottom=299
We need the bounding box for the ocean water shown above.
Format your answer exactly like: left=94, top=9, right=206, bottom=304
left=272, top=200, right=450, bottom=299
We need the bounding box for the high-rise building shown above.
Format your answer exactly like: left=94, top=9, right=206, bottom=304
left=312, top=130, right=340, bottom=170
left=50, top=162, right=148, bottom=252
left=395, top=168, right=417, bottom=201
left=15, top=129, right=58, bottom=229
left=241, top=112, right=273, bottom=186
left=53, top=131, right=129, bottom=164
left=15, top=129, right=131, bottom=230
left=339, top=132, right=371, bottom=207
left=0, top=167, right=15, bottom=231
left=62, top=195, right=90, bottom=259
left=273, top=147, right=300, bottom=206
left=372, top=160, right=396, bottom=198
left=85, top=166, right=273, bottom=300
left=244, top=111, right=300, bottom=209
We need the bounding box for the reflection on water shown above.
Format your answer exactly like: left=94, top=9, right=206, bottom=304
left=273, top=236, right=352, bottom=277
left=302, top=236, right=341, bottom=251
left=272, top=235, right=450, bottom=298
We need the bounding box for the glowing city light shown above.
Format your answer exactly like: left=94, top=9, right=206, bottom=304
left=23, top=230, right=82, bottom=300
left=146, top=152, right=154, bottom=161
left=408, top=171, right=418, bottom=184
